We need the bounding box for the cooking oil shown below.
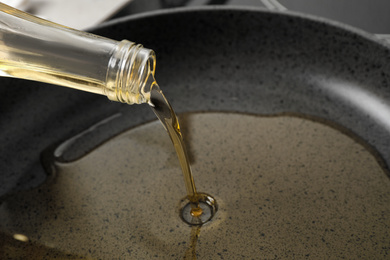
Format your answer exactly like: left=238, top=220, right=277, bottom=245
left=149, top=82, right=198, bottom=200
left=149, top=81, right=213, bottom=221
left=183, top=226, right=201, bottom=260
left=1, top=112, right=389, bottom=259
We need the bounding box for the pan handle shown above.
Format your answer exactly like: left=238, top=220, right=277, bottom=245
left=260, top=0, right=390, bottom=46
left=259, top=0, right=287, bottom=11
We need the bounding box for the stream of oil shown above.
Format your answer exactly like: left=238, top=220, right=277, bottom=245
left=183, top=226, right=201, bottom=260
left=149, top=83, right=202, bottom=216
left=1, top=113, right=390, bottom=259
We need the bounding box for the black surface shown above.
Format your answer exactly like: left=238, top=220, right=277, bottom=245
left=277, top=0, right=390, bottom=34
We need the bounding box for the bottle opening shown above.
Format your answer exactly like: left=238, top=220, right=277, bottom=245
left=105, top=40, right=156, bottom=105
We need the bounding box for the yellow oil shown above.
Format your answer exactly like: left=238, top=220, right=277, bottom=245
left=0, top=4, right=156, bottom=105
left=1, top=112, right=389, bottom=259
left=183, top=226, right=201, bottom=260
left=190, top=207, right=203, bottom=218
left=0, top=62, right=105, bottom=94
left=149, top=82, right=201, bottom=207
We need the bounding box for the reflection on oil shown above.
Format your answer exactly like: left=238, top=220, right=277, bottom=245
left=0, top=231, right=91, bottom=259
left=0, top=112, right=389, bottom=258
left=13, top=233, right=29, bottom=242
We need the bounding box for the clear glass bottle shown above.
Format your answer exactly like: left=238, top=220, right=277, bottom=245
left=0, top=3, right=156, bottom=105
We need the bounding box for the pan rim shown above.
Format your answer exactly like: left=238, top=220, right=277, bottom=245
left=91, top=5, right=388, bottom=50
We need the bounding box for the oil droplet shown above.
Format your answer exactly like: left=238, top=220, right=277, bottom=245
left=181, top=193, right=217, bottom=225
left=190, top=206, right=203, bottom=218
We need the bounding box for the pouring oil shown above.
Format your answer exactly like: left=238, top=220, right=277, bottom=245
left=1, top=1, right=211, bottom=219
left=148, top=79, right=217, bottom=224
left=0, top=3, right=216, bottom=257
left=149, top=82, right=199, bottom=203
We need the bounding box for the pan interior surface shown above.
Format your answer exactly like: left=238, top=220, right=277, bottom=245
left=1, top=112, right=389, bottom=259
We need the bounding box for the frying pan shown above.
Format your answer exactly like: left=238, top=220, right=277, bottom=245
left=0, top=5, right=389, bottom=257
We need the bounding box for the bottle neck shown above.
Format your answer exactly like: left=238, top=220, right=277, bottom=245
left=105, top=40, right=156, bottom=105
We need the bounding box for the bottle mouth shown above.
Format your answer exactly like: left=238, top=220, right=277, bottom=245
left=138, top=48, right=157, bottom=104
left=105, top=40, right=156, bottom=105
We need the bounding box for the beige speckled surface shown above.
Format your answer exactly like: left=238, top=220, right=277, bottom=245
left=0, top=113, right=389, bottom=258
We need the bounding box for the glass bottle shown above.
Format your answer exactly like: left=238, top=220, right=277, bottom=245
left=0, top=3, right=156, bottom=105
